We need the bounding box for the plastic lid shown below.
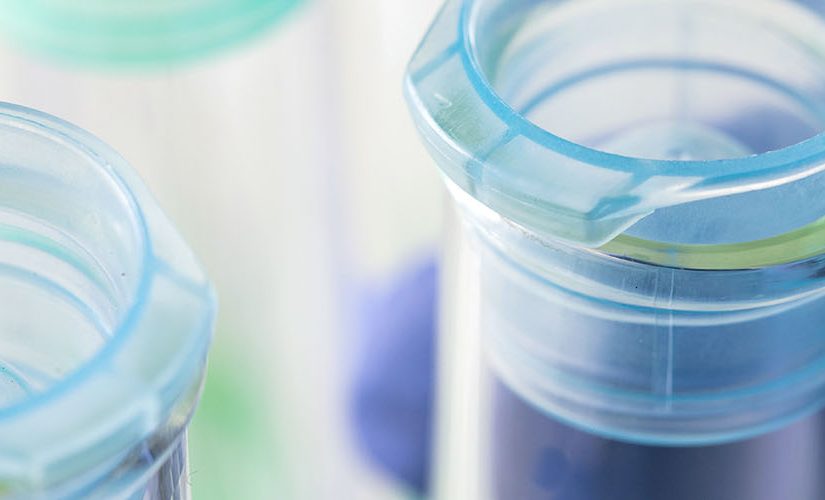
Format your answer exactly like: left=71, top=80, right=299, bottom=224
left=0, top=0, right=302, bottom=65
left=0, top=103, right=215, bottom=496
left=405, top=0, right=825, bottom=257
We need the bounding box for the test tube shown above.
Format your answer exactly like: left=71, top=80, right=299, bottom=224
left=0, top=103, right=214, bottom=499
left=407, top=0, right=825, bottom=498
left=0, top=2, right=450, bottom=497
left=0, top=2, right=336, bottom=498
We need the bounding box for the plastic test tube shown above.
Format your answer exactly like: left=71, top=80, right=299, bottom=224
left=407, top=0, right=825, bottom=499
left=0, top=2, right=448, bottom=498
left=0, top=1, right=340, bottom=498
left=0, top=103, right=214, bottom=499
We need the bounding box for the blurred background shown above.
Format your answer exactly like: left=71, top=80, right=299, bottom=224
left=0, top=0, right=442, bottom=498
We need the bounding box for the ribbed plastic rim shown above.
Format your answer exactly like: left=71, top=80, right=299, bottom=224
left=0, top=103, right=151, bottom=419
left=0, top=103, right=216, bottom=495
left=408, top=0, right=825, bottom=268
left=463, top=0, right=825, bottom=269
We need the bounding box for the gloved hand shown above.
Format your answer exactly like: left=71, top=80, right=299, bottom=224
left=350, top=257, right=437, bottom=495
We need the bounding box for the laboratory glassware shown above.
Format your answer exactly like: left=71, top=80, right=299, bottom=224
left=0, top=102, right=214, bottom=499
left=0, top=1, right=445, bottom=498
left=407, top=0, right=825, bottom=498
left=0, top=2, right=330, bottom=498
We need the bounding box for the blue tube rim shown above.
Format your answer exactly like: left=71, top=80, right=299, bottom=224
left=460, top=0, right=825, bottom=181
left=0, top=102, right=153, bottom=421
left=0, top=103, right=216, bottom=494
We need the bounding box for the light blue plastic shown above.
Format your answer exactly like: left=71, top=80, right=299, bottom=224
left=406, top=0, right=825, bottom=247
left=0, top=103, right=215, bottom=498
left=407, top=0, right=825, bottom=447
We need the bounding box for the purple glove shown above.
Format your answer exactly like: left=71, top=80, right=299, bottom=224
left=350, top=257, right=436, bottom=494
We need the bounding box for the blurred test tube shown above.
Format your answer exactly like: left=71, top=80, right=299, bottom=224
left=0, top=1, right=341, bottom=498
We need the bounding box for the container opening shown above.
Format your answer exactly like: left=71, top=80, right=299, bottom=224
left=0, top=117, right=145, bottom=410
left=457, top=0, right=825, bottom=256
left=474, top=0, right=825, bottom=162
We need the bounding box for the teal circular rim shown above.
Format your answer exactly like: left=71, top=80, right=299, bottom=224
left=0, top=0, right=303, bottom=66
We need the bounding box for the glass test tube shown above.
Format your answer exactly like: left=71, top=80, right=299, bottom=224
left=0, top=1, right=447, bottom=497
left=407, top=0, right=825, bottom=498
left=0, top=103, right=214, bottom=499
left=0, top=2, right=337, bottom=498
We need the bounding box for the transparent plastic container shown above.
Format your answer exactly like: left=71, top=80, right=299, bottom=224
left=0, top=2, right=444, bottom=498
left=406, top=0, right=825, bottom=498
left=0, top=2, right=333, bottom=498
left=0, top=103, right=214, bottom=499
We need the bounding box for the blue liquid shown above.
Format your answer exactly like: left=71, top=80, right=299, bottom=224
left=492, top=379, right=825, bottom=500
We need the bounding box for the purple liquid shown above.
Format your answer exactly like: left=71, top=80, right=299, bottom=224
left=492, top=380, right=825, bottom=500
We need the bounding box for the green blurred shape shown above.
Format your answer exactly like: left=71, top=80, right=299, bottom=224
left=0, top=0, right=303, bottom=66
left=188, top=341, right=289, bottom=500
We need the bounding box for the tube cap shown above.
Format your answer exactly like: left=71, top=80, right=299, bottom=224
left=405, top=0, right=825, bottom=248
